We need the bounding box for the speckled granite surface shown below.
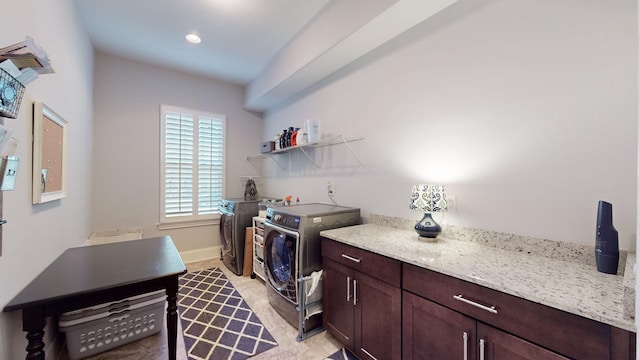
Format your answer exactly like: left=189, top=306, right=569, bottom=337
left=623, top=252, right=636, bottom=319
left=321, top=222, right=636, bottom=332
left=365, top=214, right=628, bottom=269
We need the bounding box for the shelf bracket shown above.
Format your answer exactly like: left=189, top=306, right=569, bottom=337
left=295, top=134, right=363, bottom=169
left=338, top=134, right=363, bottom=169
left=297, top=147, right=320, bottom=168
left=247, top=153, right=288, bottom=172
left=268, top=154, right=288, bottom=171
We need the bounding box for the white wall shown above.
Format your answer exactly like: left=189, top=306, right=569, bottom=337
left=0, top=0, right=633, bottom=357
left=261, top=0, right=638, bottom=250
left=91, top=53, right=263, bottom=255
left=0, top=0, right=95, bottom=358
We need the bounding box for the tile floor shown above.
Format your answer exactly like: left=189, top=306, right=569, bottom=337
left=60, top=257, right=342, bottom=360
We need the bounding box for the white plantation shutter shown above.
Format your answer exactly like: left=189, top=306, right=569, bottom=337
left=164, top=111, right=194, bottom=216
left=161, top=105, right=225, bottom=225
left=198, top=117, right=224, bottom=215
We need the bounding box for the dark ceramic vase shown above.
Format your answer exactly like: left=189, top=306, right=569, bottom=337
left=415, top=213, right=441, bottom=238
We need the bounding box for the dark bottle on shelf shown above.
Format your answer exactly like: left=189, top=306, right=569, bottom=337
left=280, top=129, right=287, bottom=149
left=286, top=126, right=294, bottom=147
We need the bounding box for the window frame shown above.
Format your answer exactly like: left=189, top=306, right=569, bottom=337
left=159, top=104, right=226, bottom=229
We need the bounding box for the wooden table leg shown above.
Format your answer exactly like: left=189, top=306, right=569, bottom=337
left=166, top=276, right=179, bottom=360
left=22, top=307, right=46, bottom=360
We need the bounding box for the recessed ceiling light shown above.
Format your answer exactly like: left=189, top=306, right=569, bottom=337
left=185, top=33, right=201, bottom=44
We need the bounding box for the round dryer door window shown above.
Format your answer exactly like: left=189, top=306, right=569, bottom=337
left=264, top=229, right=298, bottom=303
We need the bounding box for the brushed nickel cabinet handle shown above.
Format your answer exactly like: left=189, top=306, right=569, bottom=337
left=341, top=253, right=361, bottom=263
left=479, top=338, right=486, bottom=360
left=346, top=276, right=351, bottom=302
left=360, top=347, right=378, bottom=360
left=463, top=331, right=468, bottom=360
left=453, top=294, right=498, bottom=314
left=353, top=279, right=358, bottom=306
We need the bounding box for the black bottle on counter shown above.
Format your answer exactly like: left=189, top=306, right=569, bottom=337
left=595, top=200, right=619, bottom=275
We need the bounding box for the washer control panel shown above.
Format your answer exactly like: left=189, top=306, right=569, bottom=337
left=267, top=208, right=300, bottom=230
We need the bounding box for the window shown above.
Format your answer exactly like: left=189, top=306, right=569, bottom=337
left=160, top=105, right=225, bottom=228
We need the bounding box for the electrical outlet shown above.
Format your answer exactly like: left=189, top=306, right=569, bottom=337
left=327, top=181, right=335, bottom=196
left=447, top=195, right=456, bottom=211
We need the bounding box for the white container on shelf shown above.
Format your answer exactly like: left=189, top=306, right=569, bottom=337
left=297, top=129, right=308, bottom=145
left=305, top=119, right=321, bottom=143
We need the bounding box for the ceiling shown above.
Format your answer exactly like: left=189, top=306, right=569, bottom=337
left=74, top=0, right=330, bottom=86
left=74, top=0, right=461, bottom=111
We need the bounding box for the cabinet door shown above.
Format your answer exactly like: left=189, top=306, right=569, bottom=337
left=477, top=323, right=568, bottom=360
left=323, top=258, right=355, bottom=350
left=403, top=263, right=611, bottom=359
left=355, top=271, right=401, bottom=360
left=403, top=291, right=476, bottom=360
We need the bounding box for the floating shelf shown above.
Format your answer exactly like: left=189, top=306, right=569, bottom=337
left=247, top=134, right=364, bottom=171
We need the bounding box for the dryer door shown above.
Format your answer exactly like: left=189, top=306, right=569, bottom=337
left=264, top=223, right=299, bottom=304
left=219, top=211, right=234, bottom=256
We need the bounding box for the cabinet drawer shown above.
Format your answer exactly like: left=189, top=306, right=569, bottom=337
left=403, top=263, right=609, bottom=360
left=322, top=238, right=400, bottom=287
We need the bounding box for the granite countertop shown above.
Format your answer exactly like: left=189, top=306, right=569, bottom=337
left=320, top=223, right=636, bottom=332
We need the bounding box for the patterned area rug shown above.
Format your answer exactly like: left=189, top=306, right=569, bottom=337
left=324, top=348, right=359, bottom=360
left=178, top=268, right=278, bottom=360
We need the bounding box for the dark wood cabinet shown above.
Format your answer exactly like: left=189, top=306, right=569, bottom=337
left=477, top=323, right=569, bottom=360
left=355, top=269, right=401, bottom=360
left=403, top=291, right=569, bottom=360
left=322, top=238, right=402, bottom=360
left=322, top=237, right=636, bottom=359
left=403, top=290, right=476, bottom=360
left=323, top=258, right=355, bottom=349
left=404, top=263, right=635, bottom=360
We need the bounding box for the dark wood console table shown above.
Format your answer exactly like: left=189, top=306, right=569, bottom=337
left=3, top=235, right=187, bottom=360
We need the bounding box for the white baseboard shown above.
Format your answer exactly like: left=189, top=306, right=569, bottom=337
left=179, top=246, right=221, bottom=264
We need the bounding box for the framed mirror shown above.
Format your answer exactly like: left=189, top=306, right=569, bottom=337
left=32, top=101, right=67, bottom=204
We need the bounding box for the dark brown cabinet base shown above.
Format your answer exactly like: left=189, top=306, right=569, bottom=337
left=323, top=258, right=355, bottom=349
left=477, top=323, right=568, bottom=360
left=403, top=291, right=568, bottom=359
left=403, top=291, right=476, bottom=360
left=354, top=267, right=401, bottom=360
left=403, top=263, right=635, bottom=360
left=322, top=237, right=636, bottom=359
left=322, top=239, right=401, bottom=360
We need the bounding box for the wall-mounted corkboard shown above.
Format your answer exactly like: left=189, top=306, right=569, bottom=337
left=40, top=114, right=63, bottom=192
left=32, top=102, right=67, bottom=204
